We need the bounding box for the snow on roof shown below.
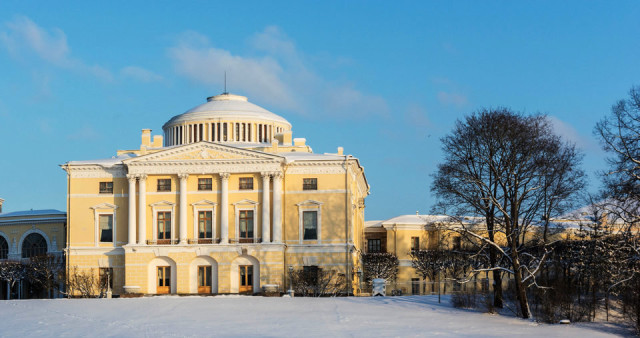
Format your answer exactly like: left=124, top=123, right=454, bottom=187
left=380, top=214, right=452, bottom=226
left=66, top=153, right=137, bottom=166
left=163, top=93, right=291, bottom=128
left=0, top=209, right=66, bottom=218
left=365, top=220, right=383, bottom=228
left=281, top=152, right=347, bottom=161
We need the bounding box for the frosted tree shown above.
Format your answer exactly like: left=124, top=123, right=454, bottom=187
left=361, top=252, right=399, bottom=282
left=431, top=108, right=585, bottom=318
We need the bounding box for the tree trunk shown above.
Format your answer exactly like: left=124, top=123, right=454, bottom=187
left=512, top=255, right=531, bottom=319
left=490, top=247, right=504, bottom=308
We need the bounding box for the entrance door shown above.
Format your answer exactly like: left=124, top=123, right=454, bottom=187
left=239, top=265, right=253, bottom=294
left=198, top=266, right=212, bottom=294
left=157, top=266, right=170, bottom=294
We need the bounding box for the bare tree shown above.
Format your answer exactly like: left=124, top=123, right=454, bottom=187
left=27, top=254, right=64, bottom=298
left=0, top=261, right=27, bottom=299
left=361, top=252, right=399, bottom=282
left=431, top=108, right=585, bottom=318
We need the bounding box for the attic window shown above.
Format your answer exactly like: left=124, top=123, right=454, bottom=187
left=157, top=179, right=171, bottom=192
left=303, top=178, right=317, bottom=190
left=99, top=182, right=113, bottom=194
left=239, top=177, right=253, bottom=190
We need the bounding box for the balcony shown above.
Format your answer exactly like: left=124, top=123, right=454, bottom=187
left=187, top=238, right=221, bottom=245
left=146, top=239, right=179, bottom=245
left=229, top=238, right=262, bottom=244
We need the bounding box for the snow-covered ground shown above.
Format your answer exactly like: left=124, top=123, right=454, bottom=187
left=0, top=295, right=630, bottom=337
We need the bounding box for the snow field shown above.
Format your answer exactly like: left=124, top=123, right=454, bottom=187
left=0, top=295, right=626, bottom=337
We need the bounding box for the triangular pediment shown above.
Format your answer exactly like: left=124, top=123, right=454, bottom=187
left=123, top=142, right=283, bottom=163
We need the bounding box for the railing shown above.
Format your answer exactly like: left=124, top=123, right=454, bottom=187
left=187, top=238, right=221, bottom=244
left=359, top=279, right=492, bottom=296
left=229, top=238, right=262, bottom=244
left=146, top=239, right=179, bottom=245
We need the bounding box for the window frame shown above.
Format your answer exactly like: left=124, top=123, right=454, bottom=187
left=367, top=238, right=381, bottom=253
left=238, top=177, right=254, bottom=190
left=157, top=211, right=172, bottom=242
left=157, top=179, right=172, bottom=192
left=91, top=203, right=118, bottom=247
left=233, top=199, right=258, bottom=243
left=150, top=201, right=175, bottom=245
left=296, top=200, right=323, bottom=244
left=99, top=181, right=114, bottom=194
left=98, top=213, right=114, bottom=243
left=198, top=177, right=213, bottom=191
left=411, top=236, right=420, bottom=252
left=302, top=178, right=317, bottom=191
left=302, top=210, right=318, bottom=241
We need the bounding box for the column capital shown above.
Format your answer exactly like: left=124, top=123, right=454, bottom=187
left=126, top=174, right=137, bottom=181
left=138, top=174, right=148, bottom=181
left=219, top=172, right=230, bottom=180
left=271, top=172, right=283, bottom=179
left=261, top=172, right=271, bottom=178
left=178, top=173, right=189, bottom=180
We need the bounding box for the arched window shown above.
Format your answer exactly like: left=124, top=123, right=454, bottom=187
left=22, top=233, right=47, bottom=258
left=0, top=236, right=8, bottom=259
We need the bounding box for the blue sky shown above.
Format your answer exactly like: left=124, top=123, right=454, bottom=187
left=0, top=1, right=638, bottom=220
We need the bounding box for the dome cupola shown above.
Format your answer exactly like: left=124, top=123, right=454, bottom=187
left=162, top=93, right=292, bottom=146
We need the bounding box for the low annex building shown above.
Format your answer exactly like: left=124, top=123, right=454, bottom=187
left=0, top=205, right=66, bottom=299
left=61, top=93, right=369, bottom=296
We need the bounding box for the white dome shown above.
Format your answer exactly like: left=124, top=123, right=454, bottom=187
left=163, top=93, right=291, bottom=128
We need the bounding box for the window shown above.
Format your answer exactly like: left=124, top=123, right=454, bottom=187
left=239, top=210, right=254, bottom=243
left=198, top=211, right=212, bottom=240
left=303, top=178, right=317, bottom=190
left=239, top=177, right=253, bottom=190
left=157, top=211, right=172, bottom=243
left=99, top=214, right=113, bottom=242
left=411, top=278, right=420, bottom=295
left=157, top=179, right=171, bottom=192
left=303, top=265, right=320, bottom=285
left=303, top=211, right=318, bottom=240
left=368, top=239, right=381, bottom=253
left=452, top=236, right=462, bottom=250
left=0, top=236, right=8, bottom=259
left=21, top=233, right=47, bottom=258
left=99, top=267, right=113, bottom=291
left=99, top=182, right=113, bottom=194
left=198, top=178, right=212, bottom=191
left=411, top=237, right=419, bottom=252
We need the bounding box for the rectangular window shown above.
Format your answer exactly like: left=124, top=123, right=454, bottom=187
left=157, top=179, right=171, bottom=192
left=411, top=237, right=420, bottom=252
left=367, top=239, right=381, bottom=253
left=411, top=278, right=420, bottom=295
left=99, top=214, right=113, bottom=242
left=303, top=178, right=317, bottom=190
left=198, top=178, right=212, bottom=191
left=157, top=211, right=172, bottom=242
left=99, top=267, right=114, bottom=291
left=99, top=182, right=113, bottom=194
left=239, top=210, right=254, bottom=242
left=198, top=211, right=212, bottom=239
left=453, top=236, right=462, bottom=250
left=239, top=177, right=253, bottom=190
left=303, top=265, right=320, bottom=285
left=303, top=211, right=318, bottom=240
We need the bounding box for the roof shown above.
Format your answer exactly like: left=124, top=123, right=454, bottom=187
left=380, top=214, right=451, bottom=226
left=0, top=209, right=66, bottom=225
left=65, top=153, right=137, bottom=166
left=163, top=93, right=291, bottom=128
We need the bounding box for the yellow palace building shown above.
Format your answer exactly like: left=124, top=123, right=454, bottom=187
left=61, top=93, right=369, bottom=296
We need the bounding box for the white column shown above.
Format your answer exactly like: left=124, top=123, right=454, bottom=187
left=220, top=173, right=229, bottom=244
left=272, top=172, right=283, bottom=243
left=137, top=174, right=147, bottom=245
left=261, top=172, right=271, bottom=243
left=178, top=173, right=189, bottom=244
left=127, top=174, right=137, bottom=245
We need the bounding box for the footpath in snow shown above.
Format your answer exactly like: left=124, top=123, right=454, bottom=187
left=0, top=295, right=630, bottom=337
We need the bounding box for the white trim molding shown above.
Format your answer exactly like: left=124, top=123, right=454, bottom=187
left=150, top=201, right=176, bottom=243
left=233, top=199, right=259, bottom=243
left=90, top=203, right=118, bottom=247
left=296, top=200, right=323, bottom=244
left=192, top=200, right=217, bottom=242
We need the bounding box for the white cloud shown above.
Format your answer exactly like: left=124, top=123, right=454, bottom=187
left=168, top=27, right=388, bottom=118
left=437, top=91, right=468, bottom=108
left=548, top=115, right=597, bottom=151
left=0, top=16, right=112, bottom=80
left=121, top=66, right=163, bottom=83
left=67, top=124, right=100, bottom=141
